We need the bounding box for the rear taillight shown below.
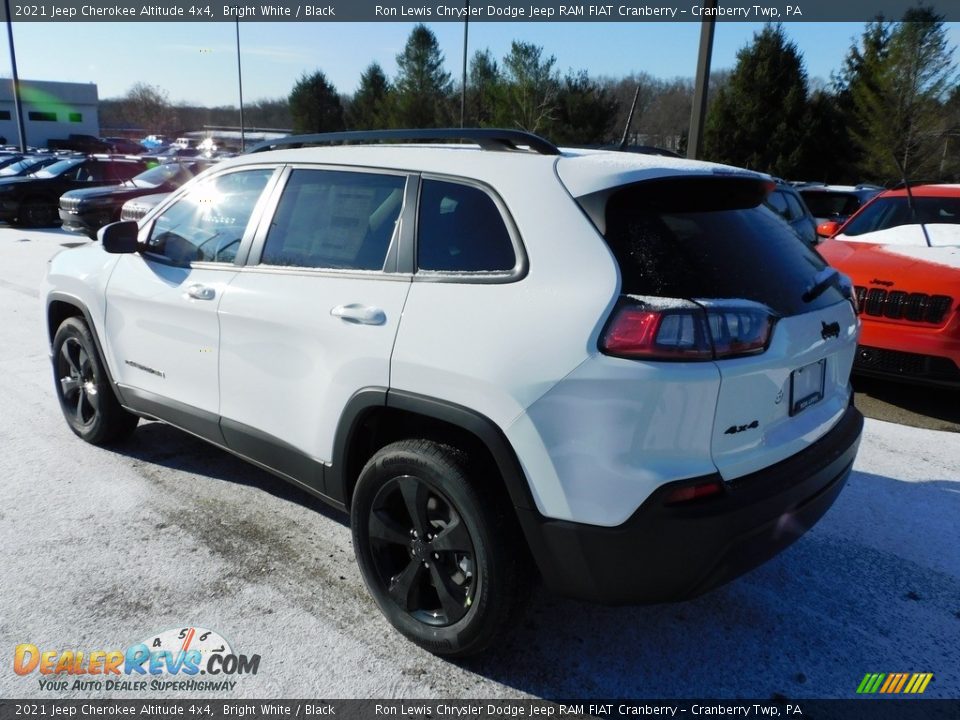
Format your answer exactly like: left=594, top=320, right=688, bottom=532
left=600, top=297, right=776, bottom=361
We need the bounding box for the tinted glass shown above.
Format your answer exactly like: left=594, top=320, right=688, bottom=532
left=261, top=169, right=406, bottom=271
left=33, top=159, right=83, bottom=178
left=765, top=190, right=790, bottom=218
left=784, top=192, right=806, bottom=221
left=417, top=179, right=515, bottom=272
left=596, top=178, right=844, bottom=316
left=147, top=169, right=273, bottom=265
left=800, top=191, right=863, bottom=218
left=841, top=196, right=960, bottom=236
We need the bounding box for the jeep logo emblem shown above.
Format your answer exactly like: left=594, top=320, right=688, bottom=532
left=821, top=321, right=840, bottom=340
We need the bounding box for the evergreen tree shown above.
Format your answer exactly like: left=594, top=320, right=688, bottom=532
left=495, top=41, right=560, bottom=134
left=347, top=63, right=392, bottom=130
left=392, top=24, right=453, bottom=128
left=704, top=24, right=810, bottom=177
left=552, top=70, right=617, bottom=145
left=288, top=70, right=344, bottom=134
left=466, top=49, right=501, bottom=126
left=845, top=8, right=956, bottom=180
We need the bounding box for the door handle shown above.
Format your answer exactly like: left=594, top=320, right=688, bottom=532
left=331, top=303, right=386, bottom=325
left=185, top=284, right=216, bottom=301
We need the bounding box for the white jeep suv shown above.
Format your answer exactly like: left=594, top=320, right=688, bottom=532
left=43, top=129, right=863, bottom=657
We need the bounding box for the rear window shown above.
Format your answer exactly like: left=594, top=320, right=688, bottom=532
left=588, top=177, right=844, bottom=316
left=799, top=191, right=863, bottom=219
left=841, top=196, right=960, bottom=236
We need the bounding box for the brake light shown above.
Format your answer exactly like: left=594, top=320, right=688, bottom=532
left=664, top=478, right=724, bottom=505
left=600, top=298, right=776, bottom=361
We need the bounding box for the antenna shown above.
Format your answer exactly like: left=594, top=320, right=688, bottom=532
left=619, top=85, right=641, bottom=151
left=891, top=152, right=932, bottom=248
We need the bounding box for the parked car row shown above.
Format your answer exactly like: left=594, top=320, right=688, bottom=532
left=0, top=154, right=217, bottom=233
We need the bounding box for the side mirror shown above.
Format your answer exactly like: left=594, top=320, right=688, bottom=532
left=98, top=221, right=139, bottom=254
left=817, top=220, right=841, bottom=238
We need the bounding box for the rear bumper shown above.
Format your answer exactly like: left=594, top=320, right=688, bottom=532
left=517, top=404, right=863, bottom=604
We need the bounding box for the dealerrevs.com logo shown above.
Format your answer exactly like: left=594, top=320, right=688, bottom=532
left=13, top=627, right=261, bottom=692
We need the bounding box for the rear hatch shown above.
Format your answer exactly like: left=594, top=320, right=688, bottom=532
left=570, top=173, right=858, bottom=481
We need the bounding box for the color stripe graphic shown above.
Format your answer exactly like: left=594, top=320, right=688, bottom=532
left=857, top=673, right=933, bottom=694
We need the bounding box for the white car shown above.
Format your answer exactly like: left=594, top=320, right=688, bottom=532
left=43, top=129, right=863, bottom=657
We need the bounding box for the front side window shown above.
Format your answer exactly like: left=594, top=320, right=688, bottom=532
left=417, top=179, right=516, bottom=273
left=260, top=169, right=406, bottom=271
left=146, top=168, right=273, bottom=266
left=841, top=196, right=960, bottom=236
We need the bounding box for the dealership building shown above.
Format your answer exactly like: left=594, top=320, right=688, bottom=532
left=0, top=79, right=99, bottom=147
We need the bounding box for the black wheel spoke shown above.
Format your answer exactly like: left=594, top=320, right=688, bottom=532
left=60, top=342, right=80, bottom=377
left=428, top=563, right=468, bottom=623
left=75, top=389, right=85, bottom=420
left=431, top=516, right=472, bottom=554
left=398, top=476, right=431, bottom=536
left=369, top=509, right=410, bottom=547
left=388, top=557, right=423, bottom=610
left=85, top=386, right=100, bottom=412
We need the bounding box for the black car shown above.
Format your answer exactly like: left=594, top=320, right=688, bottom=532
left=0, top=155, right=62, bottom=178
left=59, top=159, right=215, bottom=238
left=0, top=155, right=147, bottom=227
left=798, top=183, right=883, bottom=236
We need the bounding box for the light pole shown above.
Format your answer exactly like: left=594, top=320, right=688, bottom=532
left=235, top=17, right=245, bottom=151
left=687, top=0, right=717, bottom=159
left=4, top=0, right=27, bottom=151
left=460, top=0, right=469, bottom=128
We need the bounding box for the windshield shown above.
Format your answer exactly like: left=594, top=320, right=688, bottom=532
left=841, top=195, right=960, bottom=236
left=131, top=163, right=196, bottom=189
left=799, top=191, right=865, bottom=219
left=32, top=159, right=83, bottom=179
left=0, top=158, right=44, bottom=176
left=583, top=176, right=844, bottom=316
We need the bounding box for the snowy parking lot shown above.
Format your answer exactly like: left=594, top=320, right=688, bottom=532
left=1, top=227, right=958, bottom=700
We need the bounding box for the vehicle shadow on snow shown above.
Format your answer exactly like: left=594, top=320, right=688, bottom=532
left=106, top=425, right=959, bottom=698
left=458, top=471, right=960, bottom=699
left=854, top=376, right=960, bottom=429
left=111, top=420, right=349, bottom=528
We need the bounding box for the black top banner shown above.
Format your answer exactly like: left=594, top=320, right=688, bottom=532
left=1, top=0, right=959, bottom=22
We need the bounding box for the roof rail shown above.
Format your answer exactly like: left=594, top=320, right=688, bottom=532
left=247, top=128, right=561, bottom=156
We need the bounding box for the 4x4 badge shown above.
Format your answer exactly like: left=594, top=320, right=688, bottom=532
left=821, top=321, right=840, bottom=340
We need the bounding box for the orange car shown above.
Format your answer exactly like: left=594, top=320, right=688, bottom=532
left=818, top=184, right=960, bottom=386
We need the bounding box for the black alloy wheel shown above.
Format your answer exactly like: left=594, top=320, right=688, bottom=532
left=57, top=336, right=100, bottom=428
left=368, top=474, right=476, bottom=626
left=52, top=317, right=139, bottom=445
left=351, top=439, right=528, bottom=657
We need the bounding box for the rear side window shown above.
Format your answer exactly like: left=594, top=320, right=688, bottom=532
left=261, top=169, right=406, bottom=271
left=592, top=177, right=844, bottom=316
left=417, top=179, right=515, bottom=273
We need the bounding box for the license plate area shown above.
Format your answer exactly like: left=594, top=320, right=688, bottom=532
left=790, top=359, right=825, bottom=416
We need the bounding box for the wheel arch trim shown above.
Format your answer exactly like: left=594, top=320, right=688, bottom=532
left=329, top=387, right=535, bottom=512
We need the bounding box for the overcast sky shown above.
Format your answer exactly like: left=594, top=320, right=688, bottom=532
left=2, top=21, right=959, bottom=106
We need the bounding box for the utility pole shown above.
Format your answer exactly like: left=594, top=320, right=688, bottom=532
left=687, top=0, right=717, bottom=159
left=235, top=17, right=245, bottom=151
left=4, top=0, right=27, bottom=151
left=460, top=0, right=469, bottom=128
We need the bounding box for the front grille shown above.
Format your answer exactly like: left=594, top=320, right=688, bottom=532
left=855, top=345, right=960, bottom=382
left=60, top=197, right=81, bottom=212
left=854, top=286, right=953, bottom=324
left=120, top=205, right=147, bottom=222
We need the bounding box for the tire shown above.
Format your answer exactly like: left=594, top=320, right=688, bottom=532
left=351, top=439, right=529, bottom=657
left=52, top=317, right=139, bottom=445
left=18, top=198, right=59, bottom=228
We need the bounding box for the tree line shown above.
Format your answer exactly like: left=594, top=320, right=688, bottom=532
left=101, top=10, right=958, bottom=184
